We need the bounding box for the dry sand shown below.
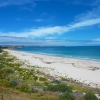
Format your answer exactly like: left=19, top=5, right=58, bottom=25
left=5, top=49, right=100, bottom=88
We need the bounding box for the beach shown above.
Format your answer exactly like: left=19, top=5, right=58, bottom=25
left=5, top=49, right=100, bottom=88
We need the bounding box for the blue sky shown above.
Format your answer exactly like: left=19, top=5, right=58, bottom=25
left=0, top=0, right=100, bottom=46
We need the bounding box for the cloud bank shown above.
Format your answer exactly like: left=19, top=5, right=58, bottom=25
left=0, top=18, right=100, bottom=38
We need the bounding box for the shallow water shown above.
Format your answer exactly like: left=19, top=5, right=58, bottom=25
left=15, top=46, right=100, bottom=61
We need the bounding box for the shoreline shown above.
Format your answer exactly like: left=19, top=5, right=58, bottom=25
left=14, top=49, right=100, bottom=62
left=5, top=49, right=100, bottom=88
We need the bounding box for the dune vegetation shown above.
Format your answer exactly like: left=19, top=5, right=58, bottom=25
left=0, top=49, right=100, bottom=100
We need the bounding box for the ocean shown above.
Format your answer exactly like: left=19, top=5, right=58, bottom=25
left=15, top=46, right=100, bottom=61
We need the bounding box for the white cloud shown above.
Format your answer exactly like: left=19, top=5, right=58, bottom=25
left=0, top=36, right=35, bottom=42
left=1, top=18, right=100, bottom=38
left=0, top=36, right=80, bottom=46
left=69, top=18, right=100, bottom=29
left=87, top=41, right=100, bottom=45
left=16, top=18, right=21, bottom=21
left=63, top=0, right=100, bottom=6
left=45, top=37, right=56, bottom=39
left=41, top=13, right=48, bottom=17
left=0, top=36, right=83, bottom=46
left=0, top=0, right=36, bottom=7
left=35, top=19, right=43, bottom=22
left=0, top=26, right=68, bottom=37
left=86, top=38, right=100, bottom=45
left=90, top=0, right=100, bottom=6
left=0, top=36, right=100, bottom=46
left=94, top=38, right=100, bottom=42
left=75, top=6, right=100, bottom=21
left=0, top=0, right=49, bottom=7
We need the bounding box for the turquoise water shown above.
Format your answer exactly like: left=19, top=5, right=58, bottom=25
left=15, top=46, right=100, bottom=61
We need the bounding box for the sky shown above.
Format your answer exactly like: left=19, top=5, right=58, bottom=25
left=0, top=0, right=100, bottom=46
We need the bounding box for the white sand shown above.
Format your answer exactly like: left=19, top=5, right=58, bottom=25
left=5, top=49, right=100, bottom=88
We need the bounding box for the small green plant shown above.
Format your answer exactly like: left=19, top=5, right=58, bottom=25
left=20, top=85, right=37, bottom=93
left=0, top=48, right=3, bottom=53
left=70, top=84, right=94, bottom=93
left=84, top=92, right=98, bottom=100
left=39, top=77, right=47, bottom=81
left=30, top=88, right=38, bottom=93
left=20, top=85, right=29, bottom=93
left=44, top=82, right=50, bottom=86
left=1, top=79, right=10, bottom=87
left=34, top=76, right=38, bottom=81
left=43, top=86, right=48, bottom=91
left=5, top=69, right=14, bottom=74
left=10, top=80, right=18, bottom=87
left=53, top=79, right=61, bottom=84
left=0, top=64, right=5, bottom=69
left=44, top=83, right=72, bottom=92
left=59, top=91, right=76, bottom=100
left=38, top=92, right=44, bottom=97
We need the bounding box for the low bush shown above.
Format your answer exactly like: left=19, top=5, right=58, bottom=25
left=30, top=88, right=38, bottom=93
left=44, top=83, right=72, bottom=92
left=10, top=80, right=18, bottom=87
left=20, top=85, right=29, bottom=93
left=84, top=92, right=98, bottom=100
left=1, top=79, right=10, bottom=87
left=38, top=92, right=44, bottom=97
left=53, top=79, right=61, bottom=84
left=5, top=69, right=14, bottom=74
left=34, top=76, right=38, bottom=81
left=70, top=84, right=94, bottom=93
left=20, top=85, right=37, bottom=93
left=59, top=91, right=76, bottom=100
left=39, top=77, right=47, bottom=81
left=0, top=64, right=5, bottom=69
left=0, top=48, right=3, bottom=53
left=44, top=82, right=50, bottom=86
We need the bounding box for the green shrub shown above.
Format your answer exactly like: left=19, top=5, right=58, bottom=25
left=59, top=91, right=76, bottom=100
left=20, top=85, right=29, bottom=93
left=30, top=88, right=38, bottom=93
left=38, top=92, right=44, bottom=97
left=53, top=79, right=61, bottom=84
left=20, top=85, right=37, bottom=93
left=0, top=48, right=3, bottom=53
left=43, top=86, right=48, bottom=91
left=0, top=64, right=5, bottom=69
left=70, top=84, right=94, bottom=93
left=0, top=70, right=4, bottom=78
left=10, top=80, right=18, bottom=87
left=39, top=77, right=47, bottom=81
left=0, top=79, right=10, bottom=87
left=33, top=81, right=43, bottom=86
left=84, top=93, right=98, bottom=100
left=44, top=83, right=72, bottom=92
left=44, top=82, right=50, bottom=86
left=5, top=69, right=14, bottom=74
left=34, top=76, right=38, bottom=81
